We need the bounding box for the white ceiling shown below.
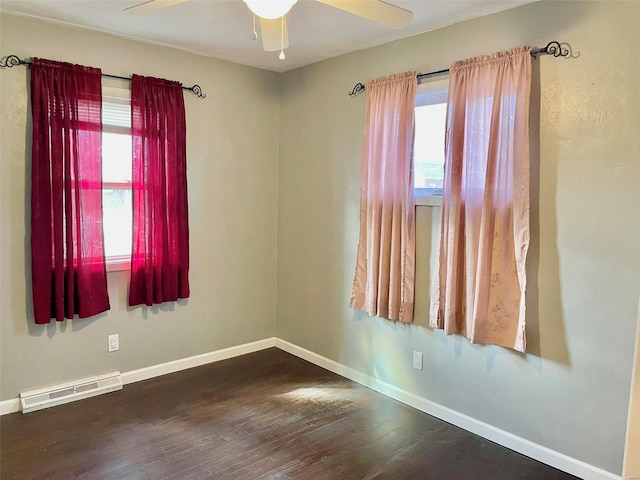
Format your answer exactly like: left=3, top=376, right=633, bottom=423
left=0, top=0, right=537, bottom=73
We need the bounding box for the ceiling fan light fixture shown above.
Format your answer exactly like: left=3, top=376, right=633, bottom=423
left=243, top=0, right=297, bottom=19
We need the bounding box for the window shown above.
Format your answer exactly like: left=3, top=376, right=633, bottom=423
left=102, top=87, right=132, bottom=271
left=414, top=79, right=448, bottom=206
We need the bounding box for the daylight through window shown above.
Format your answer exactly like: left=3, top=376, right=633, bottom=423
left=414, top=79, right=448, bottom=198
left=102, top=89, right=132, bottom=268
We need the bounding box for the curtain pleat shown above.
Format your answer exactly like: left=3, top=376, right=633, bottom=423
left=129, top=75, right=189, bottom=307
left=430, top=47, right=532, bottom=352
left=350, top=71, right=417, bottom=323
left=30, top=58, right=109, bottom=324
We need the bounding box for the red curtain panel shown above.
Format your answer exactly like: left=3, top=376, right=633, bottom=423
left=30, top=58, right=110, bottom=324
left=129, top=75, right=189, bottom=307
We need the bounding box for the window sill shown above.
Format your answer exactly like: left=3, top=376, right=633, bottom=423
left=415, top=194, right=442, bottom=207
left=106, top=257, right=130, bottom=272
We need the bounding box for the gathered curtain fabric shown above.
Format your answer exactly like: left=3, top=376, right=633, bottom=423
left=430, top=47, right=532, bottom=352
left=129, top=75, right=190, bottom=307
left=30, top=58, right=110, bottom=324
left=350, top=71, right=417, bottom=323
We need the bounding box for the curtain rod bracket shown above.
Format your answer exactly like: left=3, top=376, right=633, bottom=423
left=348, top=40, right=570, bottom=98
left=348, top=83, right=365, bottom=98
left=1, top=55, right=206, bottom=98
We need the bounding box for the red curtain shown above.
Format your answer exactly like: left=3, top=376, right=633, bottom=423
left=30, top=58, right=110, bottom=324
left=129, top=75, right=189, bottom=307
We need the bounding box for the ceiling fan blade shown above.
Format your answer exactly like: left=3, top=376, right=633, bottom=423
left=124, top=0, right=188, bottom=15
left=259, top=17, right=289, bottom=52
left=316, top=0, right=412, bottom=29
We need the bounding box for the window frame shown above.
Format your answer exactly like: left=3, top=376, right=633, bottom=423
left=414, top=78, right=448, bottom=207
left=102, top=85, right=132, bottom=272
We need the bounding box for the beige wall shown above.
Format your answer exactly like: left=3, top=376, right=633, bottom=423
left=2, top=1, right=640, bottom=477
left=0, top=14, right=280, bottom=399
left=277, top=1, right=640, bottom=475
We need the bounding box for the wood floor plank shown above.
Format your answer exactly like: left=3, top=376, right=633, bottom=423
left=1, top=348, right=577, bottom=479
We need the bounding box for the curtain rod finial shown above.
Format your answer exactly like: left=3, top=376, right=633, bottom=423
left=0, top=55, right=23, bottom=69
left=349, top=82, right=365, bottom=97
left=532, top=41, right=570, bottom=58
left=188, top=85, right=206, bottom=98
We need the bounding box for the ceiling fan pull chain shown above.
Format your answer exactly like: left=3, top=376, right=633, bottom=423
left=251, top=13, right=258, bottom=40
left=279, top=16, right=286, bottom=60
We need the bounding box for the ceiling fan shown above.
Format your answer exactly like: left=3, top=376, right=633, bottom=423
left=124, top=0, right=413, bottom=59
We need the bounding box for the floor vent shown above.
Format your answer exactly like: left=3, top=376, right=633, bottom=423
left=20, top=372, right=122, bottom=413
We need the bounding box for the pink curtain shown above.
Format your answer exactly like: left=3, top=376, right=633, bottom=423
left=30, top=58, right=110, bottom=324
left=350, top=71, right=417, bottom=323
left=129, top=75, right=189, bottom=307
left=430, top=47, right=532, bottom=352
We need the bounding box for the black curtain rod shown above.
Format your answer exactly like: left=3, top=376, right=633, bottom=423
left=0, top=55, right=206, bottom=98
left=348, top=40, right=569, bottom=97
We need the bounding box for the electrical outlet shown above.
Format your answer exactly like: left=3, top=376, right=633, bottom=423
left=108, top=334, right=119, bottom=352
left=412, top=351, right=423, bottom=370
left=628, top=476, right=639, bottom=480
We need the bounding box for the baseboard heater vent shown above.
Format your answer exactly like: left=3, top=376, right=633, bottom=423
left=20, top=371, right=122, bottom=413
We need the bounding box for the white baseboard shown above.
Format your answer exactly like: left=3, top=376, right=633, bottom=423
left=121, top=337, right=276, bottom=385
left=0, top=398, right=21, bottom=416
left=0, top=336, right=622, bottom=480
left=274, top=338, right=621, bottom=480
left=0, top=337, right=276, bottom=416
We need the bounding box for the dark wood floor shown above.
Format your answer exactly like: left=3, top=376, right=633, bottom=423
left=1, top=348, right=577, bottom=480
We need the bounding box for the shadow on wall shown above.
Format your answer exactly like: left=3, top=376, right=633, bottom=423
left=524, top=60, right=570, bottom=366
left=27, top=309, right=107, bottom=338
left=23, top=78, right=33, bottom=334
